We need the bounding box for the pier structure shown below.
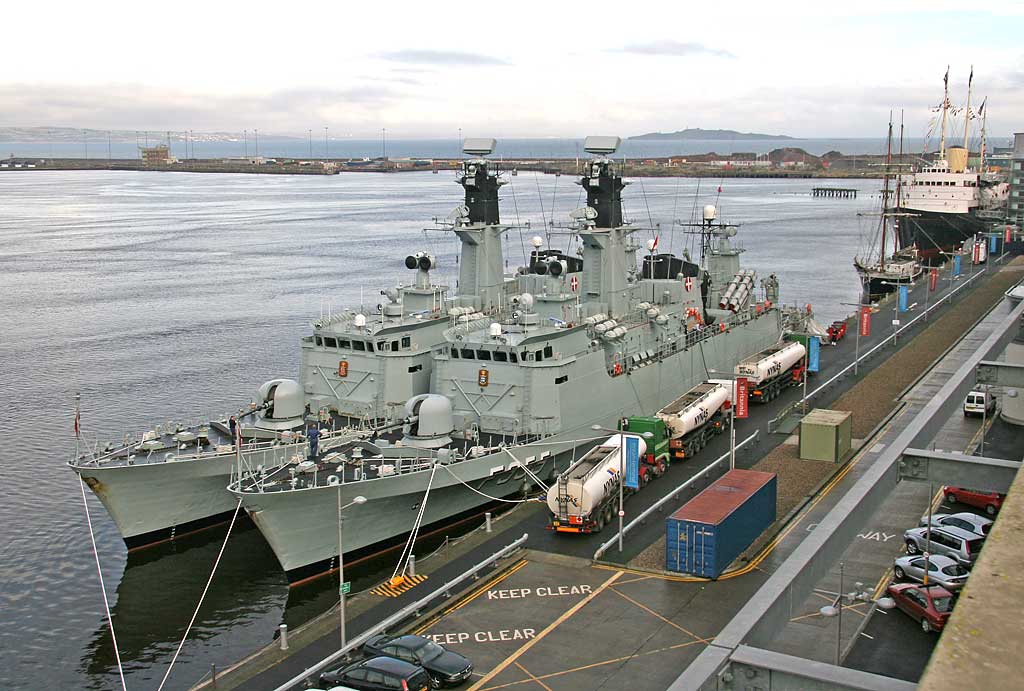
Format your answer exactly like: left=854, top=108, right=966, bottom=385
left=812, top=187, right=858, bottom=199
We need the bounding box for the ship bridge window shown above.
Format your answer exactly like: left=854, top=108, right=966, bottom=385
left=451, top=348, right=460, bottom=358
left=367, top=342, right=374, bottom=352
left=338, top=339, right=350, bottom=349
left=477, top=350, right=491, bottom=361
left=493, top=351, right=508, bottom=363
left=401, top=336, right=411, bottom=349
left=315, top=336, right=323, bottom=346
left=544, top=345, right=554, bottom=358
left=509, top=352, right=518, bottom=363
left=461, top=348, right=474, bottom=359
left=353, top=341, right=366, bottom=352
left=390, top=340, right=399, bottom=351
left=534, top=350, right=543, bottom=362
left=323, top=337, right=337, bottom=348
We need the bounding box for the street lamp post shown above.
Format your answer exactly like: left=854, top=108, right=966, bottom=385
left=591, top=424, right=653, bottom=552
left=337, top=492, right=367, bottom=649
left=819, top=562, right=895, bottom=665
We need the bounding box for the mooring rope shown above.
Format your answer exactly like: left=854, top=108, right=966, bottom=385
left=157, top=497, right=243, bottom=691
left=79, top=477, right=128, bottom=691
left=391, top=462, right=439, bottom=581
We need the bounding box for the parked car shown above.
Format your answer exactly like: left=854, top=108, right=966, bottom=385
left=886, top=582, right=955, bottom=633
left=363, top=634, right=473, bottom=687
left=943, top=486, right=1005, bottom=515
left=893, top=554, right=969, bottom=591
left=919, top=512, right=992, bottom=537
left=320, top=656, right=432, bottom=691
left=904, top=526, right=984, bottom=567
left=963, top=390, right=996, bottom=417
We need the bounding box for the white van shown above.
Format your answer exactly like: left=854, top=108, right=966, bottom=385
left=963, top=390, right=995, bottom=417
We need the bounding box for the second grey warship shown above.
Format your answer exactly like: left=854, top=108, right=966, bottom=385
left=231, top=137, right=807, bottom=583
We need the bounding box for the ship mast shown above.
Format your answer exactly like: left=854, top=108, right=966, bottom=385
left=894, top=111, right=904, bottom=251
left=939, top=66, right=949, bottom=159
left=979, top=98, right=988, bottom=171
left=963, top=66, right=973, bottom=152
left=879, top=115, right=893, bottom=270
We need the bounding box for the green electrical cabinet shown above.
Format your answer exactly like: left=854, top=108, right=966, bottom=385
left=799, top=409, right=852, bottom=462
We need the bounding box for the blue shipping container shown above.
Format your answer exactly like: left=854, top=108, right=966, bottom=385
left=665, top=469, right=777, bottom=578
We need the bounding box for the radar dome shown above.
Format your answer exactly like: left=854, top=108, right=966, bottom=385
left=703, top=205, right=717, bottom=221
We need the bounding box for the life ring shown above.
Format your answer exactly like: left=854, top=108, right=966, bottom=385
left=613, top=362, right=623, bottom=376
left=327, top=475, right=340, bottom=486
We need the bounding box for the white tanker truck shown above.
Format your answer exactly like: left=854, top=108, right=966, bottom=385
left=658, top=382, right=732, bottom=460
left=734, top=340, right=807, bottom=403
left=547, top=435, right=649, bottom=533
left=547, top=381, right=733, bottom=534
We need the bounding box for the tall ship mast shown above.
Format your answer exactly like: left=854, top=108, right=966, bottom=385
left=895, top=68, right=1009, bottom=264
left=855, top=115, right=923, bottom=298
left=229, top=136, right=810, bottom=583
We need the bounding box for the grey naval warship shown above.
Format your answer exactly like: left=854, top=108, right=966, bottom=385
left=231, top=137, right=809, bottom=584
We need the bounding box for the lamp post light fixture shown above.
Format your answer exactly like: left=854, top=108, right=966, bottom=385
left=591, top=424, right=654, bottom=553
left=337, top=493, right=367, bottom=650
left=818, top=562, right=895, bottom=665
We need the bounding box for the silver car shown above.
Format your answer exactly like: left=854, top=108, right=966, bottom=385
left=904, top=526, right=984, bottom=567
left=894, top=554, right=969, bottom=591
left=919, top=512, right=992, bottom=538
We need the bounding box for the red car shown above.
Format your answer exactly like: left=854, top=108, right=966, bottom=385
left=886, top=582, right=955, bottom=633
left=943, top=486, right=1005, bottom=515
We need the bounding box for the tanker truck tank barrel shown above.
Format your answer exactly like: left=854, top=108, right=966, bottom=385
left=734, top=341, right=806, bottom=385
left=546, top=434, right=648, bottom=527
left=657, top=382, right=730, bottom=439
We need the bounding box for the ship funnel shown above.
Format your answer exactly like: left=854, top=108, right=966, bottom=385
left=947, top=146, right=968, bottom=173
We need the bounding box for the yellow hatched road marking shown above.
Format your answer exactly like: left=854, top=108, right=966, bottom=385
left=370, top=573, right=429, bottom=598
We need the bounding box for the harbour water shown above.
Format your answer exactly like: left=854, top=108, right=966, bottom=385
left=0, top=170, right=877, bottom=690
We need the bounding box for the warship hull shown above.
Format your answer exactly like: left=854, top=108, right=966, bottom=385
left=75, top=455, right=241, bottom=549
left=237, top=312, right=784, bottom=582
left=72, top=442, right=309, bottom=549
left=897, top=208, right=991, bottom=264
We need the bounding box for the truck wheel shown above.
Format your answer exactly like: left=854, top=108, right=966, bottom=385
left=594, top=512, right=605, bottom=533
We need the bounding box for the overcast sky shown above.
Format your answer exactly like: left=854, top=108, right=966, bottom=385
left=2, top=0, right=1022, bottom=139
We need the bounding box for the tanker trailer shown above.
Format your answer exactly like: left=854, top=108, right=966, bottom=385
left=734, top=341, right=807, bottom=403
left=547, top=434, right=648, bottom=534
left=658, top=382, right=731, bottom=460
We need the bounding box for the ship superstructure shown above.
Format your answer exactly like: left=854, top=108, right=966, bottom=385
left=896, top=69, right=1009, bottom=262
left=232, top=137, right=806, bottom=583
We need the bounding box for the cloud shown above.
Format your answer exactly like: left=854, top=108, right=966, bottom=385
left=378, top=49, right=508, bottom=66
left=0, top=83, right=406, bottom=133
left=616, top=40, right=734, bottom=58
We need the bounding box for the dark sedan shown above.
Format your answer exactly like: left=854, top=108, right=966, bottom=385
left=320, top=656, right=432, bottom=691
left=364, top=634, right=473, bottom=687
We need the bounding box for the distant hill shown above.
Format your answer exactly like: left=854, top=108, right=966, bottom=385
left=629, top=128, right=795, bottom=141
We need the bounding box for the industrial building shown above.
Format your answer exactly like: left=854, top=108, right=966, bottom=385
left=1010, top=133, right=1024, bottom=226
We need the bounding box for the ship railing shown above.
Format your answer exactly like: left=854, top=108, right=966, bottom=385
left=593, top=431, right=760, bottom=561
left=271, top=533, right=530, bottom=691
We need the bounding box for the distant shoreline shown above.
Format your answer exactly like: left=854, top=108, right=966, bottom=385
left=0, top=156, right=890, bottom=179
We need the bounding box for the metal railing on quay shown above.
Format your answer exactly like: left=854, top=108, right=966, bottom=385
left=593, top=431, right=760, bottom=560
left=271, top=532, right=529, bottom=691
left=800, top=264, right=988, bottom=407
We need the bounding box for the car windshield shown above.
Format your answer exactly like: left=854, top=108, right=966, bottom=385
left=941, top=564, right=968, bottom=577
left=415, top=641, right=445, bottom=662
left=932, top=595, right=954, bottom=613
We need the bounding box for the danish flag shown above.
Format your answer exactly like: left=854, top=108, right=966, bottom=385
left=570, top=275, right=579, bottom=292
left=685, top=277, right=693, bottom=291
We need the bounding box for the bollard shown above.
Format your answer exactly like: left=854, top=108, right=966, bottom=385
left=211, top=663, right=218, bottom=688
left=279, top=623, right=289, bottom=651
left=485, top=512, right=492, bottom=533
left=408, top=554, right=416, bottom=578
